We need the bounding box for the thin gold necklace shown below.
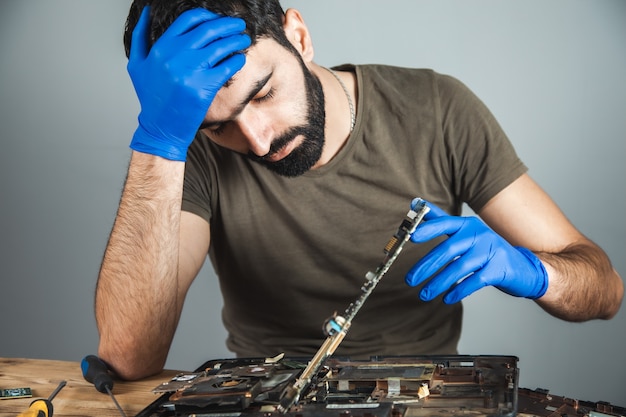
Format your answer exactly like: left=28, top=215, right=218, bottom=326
left=326, top=68, right=355, bottom=132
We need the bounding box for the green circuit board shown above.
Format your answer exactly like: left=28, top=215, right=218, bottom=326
left=0, top=387, right=32, bottom=399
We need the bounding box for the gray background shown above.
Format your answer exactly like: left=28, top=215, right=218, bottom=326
left=1, top=0, right=625, bottom=405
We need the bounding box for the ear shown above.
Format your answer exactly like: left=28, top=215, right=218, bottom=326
left=283, top=8, right=314, bottom=62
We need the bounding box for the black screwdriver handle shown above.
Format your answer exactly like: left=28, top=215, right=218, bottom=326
left=81, top=355, right=114, bottom=393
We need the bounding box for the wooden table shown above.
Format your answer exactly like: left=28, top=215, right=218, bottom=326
left=0, top=358, right=181, bottom=417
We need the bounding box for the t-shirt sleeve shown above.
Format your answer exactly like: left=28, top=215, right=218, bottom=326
left=181, top=132, right=215, bottom=224
left=435, top=73, right=527, bottom=211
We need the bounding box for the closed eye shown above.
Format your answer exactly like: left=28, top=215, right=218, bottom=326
left=253, top=86, right=275, bottom=104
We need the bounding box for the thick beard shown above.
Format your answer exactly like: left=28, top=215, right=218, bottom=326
left=247, top=60, right=326, bottom=177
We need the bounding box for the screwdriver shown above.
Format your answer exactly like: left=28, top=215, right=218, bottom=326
left=80, top=355, right=127, bottom=417
left=17, top=380, right=66, bottom=417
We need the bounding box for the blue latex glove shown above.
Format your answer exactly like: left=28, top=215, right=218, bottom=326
left=405, top=199, right=548, bottom=304
left=128, top=7, right=251, bottom=161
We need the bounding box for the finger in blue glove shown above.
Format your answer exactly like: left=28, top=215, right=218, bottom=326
left=405, top=199, right=548, bottom=304
left=128, top=7, right=252, bottom=161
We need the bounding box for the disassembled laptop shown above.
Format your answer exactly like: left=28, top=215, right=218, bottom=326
left=137, top=354, right=625, bottom=417
left=135, top=199, right=625, bottom=416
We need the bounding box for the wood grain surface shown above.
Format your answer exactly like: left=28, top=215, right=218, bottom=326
left=0, top=358, right=181, bottom=417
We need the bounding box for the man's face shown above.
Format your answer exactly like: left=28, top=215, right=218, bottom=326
left=200, top=38, right=326, bottom=177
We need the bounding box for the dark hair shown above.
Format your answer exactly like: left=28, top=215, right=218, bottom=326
left=123, top=0, right=289, bottom=58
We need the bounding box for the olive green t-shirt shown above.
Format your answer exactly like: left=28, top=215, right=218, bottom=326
left=182, top=64, right=527, bottom=358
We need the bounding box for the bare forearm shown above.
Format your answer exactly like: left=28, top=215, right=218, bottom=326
left=536, top=241, right=623, bottom=321
left=96, top=152, right=186, bottom=380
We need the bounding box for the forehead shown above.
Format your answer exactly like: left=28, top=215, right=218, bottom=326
left=206, top=38, right=299, bottom=120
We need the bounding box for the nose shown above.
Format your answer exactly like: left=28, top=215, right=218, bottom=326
left=237, top=108, right=274, bottom=157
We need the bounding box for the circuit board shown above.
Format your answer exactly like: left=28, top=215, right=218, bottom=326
left=517, top=387, right=626, bottom=417
left=0, top=387, right=32, bottom=400
left=136, top=355, right=520, bottom=417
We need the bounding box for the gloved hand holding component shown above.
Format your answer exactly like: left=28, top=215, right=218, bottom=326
left=406, top=199, right=549, bottom=304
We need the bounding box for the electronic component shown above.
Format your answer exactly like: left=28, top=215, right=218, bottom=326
left=278, top=198, right=430, bottom=412
left=136, top=355, right=520, bottom=417
left=0, top=387, right=32, bottom=400
left=137, top=356, right=626, bottom=417
left=517, top=387, right=626, bottom=417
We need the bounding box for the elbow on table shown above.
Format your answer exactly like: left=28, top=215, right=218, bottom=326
left=97, top=346, right=166, bottom=381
